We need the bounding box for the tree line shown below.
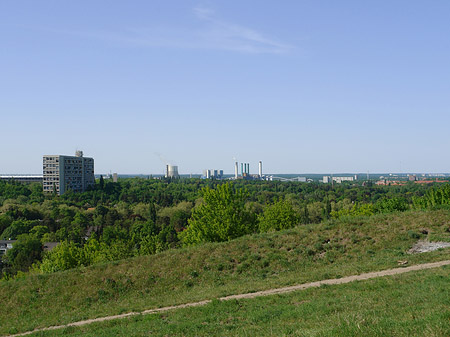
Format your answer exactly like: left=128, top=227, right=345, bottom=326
left=0, top=178, right=449, bottom=278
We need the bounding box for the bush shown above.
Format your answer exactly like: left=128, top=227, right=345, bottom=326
left=375, top=197, right=409, bottom=213
left=179, top=183, right=256, bottom=245
left=331, top=203, right=375, bottom=219
left=39, top=241, right=85, bottom=273
left=258, top=200, right=299, bottom=232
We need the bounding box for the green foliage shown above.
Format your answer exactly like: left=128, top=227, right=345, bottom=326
left=38, top=235, right=138, bottom=274
left=29, top=225, right=49, bottom=239
left=1, top=209, right=450, bottom=336
left=5, top=234, right=43, bottom=273
left=180, top=183, right=256, bottom=245
left=0, top=214, right=12, bottom=234
left=101, top=226, right=129, bottom=245
left=1, top=178, right=449, bottom=278
left=331, top=203, right=375, bottom=219
left=38, top=241, right=86, bottom=273
left=413, top=184, right=450, bottom=209
left=0, top=180, right=35, bottom=202
left=139, top=235, right=166, bottom=255
left=258, top=199, right=299, bottom=232
left=306, top=201, right=325, bottom=223
left=133, top=203, right=157, bottom=222
left=375, top=197, right=409, bottom=213
left=1, top=220, right=39, bottom=240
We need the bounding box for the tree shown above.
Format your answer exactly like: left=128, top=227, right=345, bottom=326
left=307, top=201, right=325, bottom=224
left=179, top=183, right=256, bottom=245
left=39, top=241, right=84, bottom=273
left=5, top=234, right=43, bottom=273
left=258, top=200, right=299, bottom=232
left=29, top=225, right=49, bottom=239
left=375, top=197, right=409, bottom=213
left=0, top=214, right=12, bottom=235
left=1, top=220, right=39, bottom=240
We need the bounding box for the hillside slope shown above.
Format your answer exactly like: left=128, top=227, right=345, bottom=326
left=1, top=209, right=450, bottom=336
left=27, top=266, right=450, bottom=337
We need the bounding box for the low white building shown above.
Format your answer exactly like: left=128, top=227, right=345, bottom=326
left=323, top=176, right=355, bottom=184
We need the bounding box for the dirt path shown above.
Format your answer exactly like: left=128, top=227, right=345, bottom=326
left=9, top=260, right=450, bottom=337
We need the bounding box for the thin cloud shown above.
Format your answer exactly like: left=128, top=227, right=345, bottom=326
left=192, top=6, right=291, bottom=54
left=42, top=6, right=292, bottom=54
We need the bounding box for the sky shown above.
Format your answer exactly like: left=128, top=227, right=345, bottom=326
left=1, top=1, right=450, bottom=174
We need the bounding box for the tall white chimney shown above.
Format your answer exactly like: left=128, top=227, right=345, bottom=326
left=259, top=161, right=263, bottom=177
left=235, top=162, right=238, bottom=179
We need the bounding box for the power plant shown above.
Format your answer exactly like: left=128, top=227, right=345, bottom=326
left=234, top=160, right=267, bottom=180
left=203, top=169, right=224, bottom=179
left=165, top=164, right=179, bottom=178
left=159, top=158, right=270, bottom=180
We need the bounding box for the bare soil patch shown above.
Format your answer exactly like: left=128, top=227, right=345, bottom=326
left=408, top=241, right=450, bottom=254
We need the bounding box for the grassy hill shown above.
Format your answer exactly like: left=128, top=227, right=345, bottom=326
left=2, top=209, right=450, bottom=336
left=30, top=266, right=450, bottom=337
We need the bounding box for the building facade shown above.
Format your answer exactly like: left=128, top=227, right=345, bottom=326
left=43, top=151, right=94, bottom=195
left=323, top=176, right=355, bottom=184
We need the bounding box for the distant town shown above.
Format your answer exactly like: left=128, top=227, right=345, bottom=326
left=0, top=150, right=449, bottom=195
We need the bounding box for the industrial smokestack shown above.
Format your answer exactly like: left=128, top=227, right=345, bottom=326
left=166, top=165, right=179, bottom=178
left=259, top=161, right=262, bottom=177
left=235, top=162, right=238, bottom=179
left=241, top=163, right=244, bottom=176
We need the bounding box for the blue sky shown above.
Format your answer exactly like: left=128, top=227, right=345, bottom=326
left=1, top=1, right=450, bottom=174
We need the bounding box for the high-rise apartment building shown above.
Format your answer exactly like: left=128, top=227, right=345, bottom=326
left=43, top=151, right=94, bottom=195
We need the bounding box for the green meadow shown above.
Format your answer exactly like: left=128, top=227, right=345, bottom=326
left=1, top=209, right=450, bottom=336
left=31, top=266, right=450, bottom=337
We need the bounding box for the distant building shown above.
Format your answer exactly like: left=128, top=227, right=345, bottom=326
left=203, top=169, right=224, bottom=179
left=0, top=175, right=43, bottom=184
left=323, top=176, right=355, bottom=184
left=0, top=240, right=16, bottom=256
left=165, top=165, right=179, bottom=178
left=233, top=161, right=265, bottom=180
left=408, top=174, right=417, bottom=182
left=43, top=151, right=95, bottom=195
left=334, top=176, right=354, bottom=183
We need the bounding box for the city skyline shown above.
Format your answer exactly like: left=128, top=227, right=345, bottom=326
left=2, top=1, right=450, bottom=174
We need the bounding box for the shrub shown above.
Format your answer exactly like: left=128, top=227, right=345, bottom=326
left=258, top=200, right=299, bottom=233
left=179, top=183, right=256, bottom=245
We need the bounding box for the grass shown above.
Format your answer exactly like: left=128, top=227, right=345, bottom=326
left=29, top=266, right=450, bottom=336
left=1, top=209, right=450, bottom=335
